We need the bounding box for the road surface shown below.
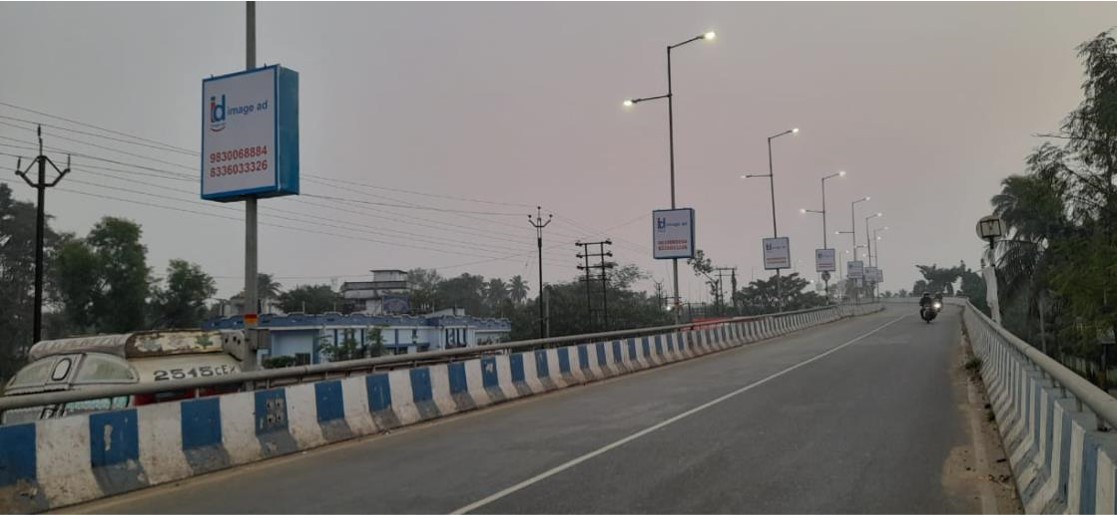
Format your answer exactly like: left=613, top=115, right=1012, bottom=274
left=74, top=304, right=1004, bottom=514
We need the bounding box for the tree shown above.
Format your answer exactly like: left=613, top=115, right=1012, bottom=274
left=408, top=268, right=443, bottom=313
left=278, top=284, right=340, bottom=314
left=150, top=259, right=216, bottom=328
left=734, top=273, right=825, bottom=315
left=485, top=278, right=509, bottom=310
left=915, top=264, right=962, bottom=295
left=437, top=273, right=487, bottom=316
left=0, top=183, right=58, bottom=380
left=319, top=329, right=367, bottom=362
left=86, top=217, right=150, bottom=334
left=52, top=237, right=99, bottom=333
left=509, top=275, right=529, bottom=304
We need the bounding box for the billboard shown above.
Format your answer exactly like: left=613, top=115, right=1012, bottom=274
left=815, top=248, right=837, bottom=272
left=652, top=208, right=696, bottom=259
left=847, top=260, right=865, bottom=279
left=202, top=65, right=300, bottom=201
left=763, top=237, right=791, bottom=270
left=864, top=266, right=880, bottom=283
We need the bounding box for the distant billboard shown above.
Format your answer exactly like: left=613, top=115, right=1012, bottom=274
left=815, top=248, right=837, bottom=272
left=652, top=208, right=696, bottom=259
left=848, top=260, right=865, bottom=279
left=763, top=237, right=791, bottom=270
left=202, top=65, right=300, bottom=201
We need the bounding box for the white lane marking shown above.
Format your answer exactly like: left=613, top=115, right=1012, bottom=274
left=452, top=313, right=909, bottom=514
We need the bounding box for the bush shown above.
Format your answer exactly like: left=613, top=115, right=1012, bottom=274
left=263, top=355, right=297, bottom=369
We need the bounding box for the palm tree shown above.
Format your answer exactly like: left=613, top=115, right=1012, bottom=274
left=509, top=275, right=529, bottom=304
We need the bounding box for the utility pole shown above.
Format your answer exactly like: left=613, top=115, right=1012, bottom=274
left=528, top=206, right=552, bottom=339
left=714, top=267, right=737, bottom=316
left=576, top=240, right=614, bottom=330
left=14, top=126, right=70, bottom=345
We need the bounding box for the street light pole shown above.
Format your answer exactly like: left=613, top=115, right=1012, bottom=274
left=865, top=212, right=882, bottom=299
left=802, top=170, right=845, bottom=301
left=745, top=127, right=798, bottom=312
left=624, top=30, right=715, bottom=322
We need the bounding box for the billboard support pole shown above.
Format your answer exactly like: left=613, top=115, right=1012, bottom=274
left=243, top=0, right=258, bottom=371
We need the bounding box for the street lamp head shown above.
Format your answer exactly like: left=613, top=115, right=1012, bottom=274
left=791, top=127, right=800, bottom=134
left=800, top=208, right=807, bottom=214
left=838, top=170, right=847, bottom=177
left=865, top=196, right=871, bottom=201
left=876, top=212, right=883, bottom=217
left=622, top=99, right=635, bottom=107
left=703, top=31, right=717, bottom=40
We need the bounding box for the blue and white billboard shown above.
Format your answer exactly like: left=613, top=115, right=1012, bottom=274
left=202, top=65, right=299, bottom=201
left=652, top=208, right=696, bottom=259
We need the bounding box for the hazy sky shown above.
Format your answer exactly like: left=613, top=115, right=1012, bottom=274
left=1, top=2, right=1114, bottom=302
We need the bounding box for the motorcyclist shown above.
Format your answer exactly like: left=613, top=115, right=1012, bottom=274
left=919, top=292, right=934, bottom=313
left=933, top=292, right=944, bottom=311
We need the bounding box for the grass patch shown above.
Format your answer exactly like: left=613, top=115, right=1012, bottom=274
left=964, top=356, right=983, bottom=373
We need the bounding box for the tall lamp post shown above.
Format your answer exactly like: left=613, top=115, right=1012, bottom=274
left=744, top=127, right=799, bottom=311
left=864, top=212, right=883, bottom=265
left=864, top=212, right=883, bottom=299
left=624, top=30, right=716, bottom=321
left=800, top=170, right=845, bottom=301
left=872, top=226, right=889, bottom=267
left=836, top=196, right=870, bottom=302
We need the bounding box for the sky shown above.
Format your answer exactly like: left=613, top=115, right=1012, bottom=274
left=0, top=2, right=1114, bottom=303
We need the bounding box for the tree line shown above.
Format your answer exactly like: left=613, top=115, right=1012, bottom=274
left=980, top=30, right=1117, bottom=360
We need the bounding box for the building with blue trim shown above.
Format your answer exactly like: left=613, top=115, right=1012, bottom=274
left=203, top=311, right=511, bottom=366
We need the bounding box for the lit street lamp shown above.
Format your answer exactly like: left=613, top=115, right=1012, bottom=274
left=744, top=127, right=799, bottom=311
left=864, top=212, right=883, bottom=265
left=872, top=226, right=889, bottom=267
left=624, top=29, right=716, bottom=320
left=800, top=170, right=845, bottom=298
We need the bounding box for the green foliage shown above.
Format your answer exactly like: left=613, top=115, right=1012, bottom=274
left=150, top=259, right=217, bottom=328
left=319, top=329, right=366, bottom=362
left=278, top=284, right=340, bottom=314
left=0, top=183, right=58, bottom=380
left=408, top=267, right=443, bottom=312
left=733, top=273, right=826, bottom=315
left=263, top=355, right=297, bottom=369
left=53, top=236, right=99, bottom=332
left=86, top=217, right=150, bottom=333
left=508, top=265, right=670, bottom=341
left=509, top=275, right=529, bottom=304
left=53, top=217, right=151, bottom=334
left=982, top=29, right=1117, bottom=358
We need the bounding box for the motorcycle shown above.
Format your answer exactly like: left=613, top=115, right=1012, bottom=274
left=921, top=301, right=942, bottom=323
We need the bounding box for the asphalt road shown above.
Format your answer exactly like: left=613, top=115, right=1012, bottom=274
left=77, top=304, right=985, bottom=514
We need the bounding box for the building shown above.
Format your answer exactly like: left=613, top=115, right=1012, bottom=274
left=341, top=269, right=411, bottom=315
left=203, top=311, right=511, bottom=366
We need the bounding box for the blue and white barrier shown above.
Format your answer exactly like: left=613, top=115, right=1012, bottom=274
left=0, top=303, right=881, bottom=512
left=963, top=301, right=1117, bottom=514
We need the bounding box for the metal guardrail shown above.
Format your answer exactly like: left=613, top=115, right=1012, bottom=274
left=0, top=302, right=877, bottom=414
left=958, top=297, right=1117, bottom=430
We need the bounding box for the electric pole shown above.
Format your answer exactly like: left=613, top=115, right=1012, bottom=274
left=528, top=206, right=552, bottom=339
left=576, top=240, right=614, bottom=330
left=14, top=126, right=70, bottom=346
left=715, top=267, right=737, bottom=316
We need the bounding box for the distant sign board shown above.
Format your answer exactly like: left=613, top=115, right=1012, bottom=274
left=652, top=208, right=696, bottom=259
left=763, top=237, right=791, bottom=270
left=815, top=248, right=837, bottom=272
left=865, top=266, right=880, bottom=283
left=848, top=260, right=865, bottom=279
left=202, top=65, right=300, bottom=201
